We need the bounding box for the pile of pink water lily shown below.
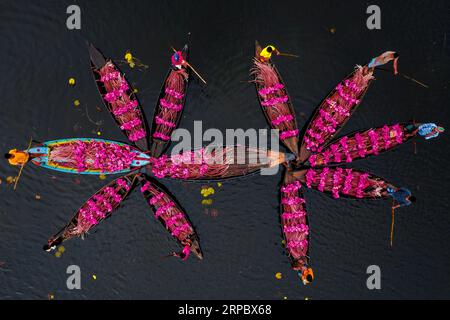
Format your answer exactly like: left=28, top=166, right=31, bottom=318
left=76, top=179, right=130, bottom=233
left=73, top=141, right=137, bottom=173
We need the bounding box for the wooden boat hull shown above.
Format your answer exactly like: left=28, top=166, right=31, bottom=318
left=293, top=168, right=394, bottom=200
left=149, top=44, right=190, bottom=158
left=306, top=122, right=421, bottom=167
left=45, top=174, right=139, bottom=250
left=299, top=66, right=375, bottom=162
left=89, top=43, right=149, bottom=151
left=280, top=170, right=310, bottom=271
left=138, top=175, right=203, bottom=259
left=29, top=138, right=150, bottom=175
left=253, top=40, right=299, bottom=157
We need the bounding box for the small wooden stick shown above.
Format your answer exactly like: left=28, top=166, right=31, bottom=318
left=14, top=136, right=33, bottom=191
left=185, top=61, right=207, bottom=84
left=375, top=67, right=429, bottom=88
left=278, top=52, right=299, bottom=58
left=390, top=205, right=396, bottom=247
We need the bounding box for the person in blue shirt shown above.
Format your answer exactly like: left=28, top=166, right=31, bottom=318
left=387, top=186, right=416, bottom=209
left=418, top=123, right=445, bottom=140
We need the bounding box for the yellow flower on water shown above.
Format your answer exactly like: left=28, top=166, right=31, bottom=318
left=124, top=52, right=133, bottom=62
left=74, top=99, right=80, bottom=107
left=281, top=240, right=286, bottom=245
left=68, top=78, right=76, bottom=86
left=92, top=274, right=97, bottom=280
left=201, top=187, right=215, bottom=198
left=58, top=246, right=65, bottom=253
left=99, top=174, right=106, bottom=180
left=217, top=182, right=222, bottom=188
left=97, top=131, right=102, bottom=136
left=133, top=88, right=138, bottom=94
left=275, top=272, right=282, bottom=280
left=201, top=199, right=213, bottom=206
left=124, top=51, right=136, bottom=68
left=54, top=251, right=61, bottom=258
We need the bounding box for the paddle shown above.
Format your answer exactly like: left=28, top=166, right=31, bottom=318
left=375, top=67, right=429, bottom=88
left=390, top=204, right=395, bottom=247
left=13, top=136, right=33, bottom=191
left=171, top=47, right=207, bottom=84
left=278, top=52, right=299, bottom=58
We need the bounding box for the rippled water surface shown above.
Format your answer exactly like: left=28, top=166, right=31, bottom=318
left=0, top=0, right=449, bottom=299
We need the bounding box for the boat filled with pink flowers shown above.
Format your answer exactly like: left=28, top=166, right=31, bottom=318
left=28, top=138, right=151, bottom=174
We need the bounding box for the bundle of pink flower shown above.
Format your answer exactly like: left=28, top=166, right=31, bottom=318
left=303, top=68, right=374, bottom=152
left=252, top=59, right=298, bottom=142
left=49, top=140, right=137, bottom=173
left=153, top=68, right=188, bottom=141
left=69, top=178, right=131, bottom=236
left=304, top=168, right=389, bottom=199
left=280, top=179, right=309, bottom=270
left=308, top=124, right=410, bottom=167
left=148, top=147, right=284, bottom=180
left=141, top=181, right=193, bottom=242
left=98, top=62, right=146, bottom=142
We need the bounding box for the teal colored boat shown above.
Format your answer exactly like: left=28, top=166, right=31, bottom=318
left=28, top=138, right=151, bottom=175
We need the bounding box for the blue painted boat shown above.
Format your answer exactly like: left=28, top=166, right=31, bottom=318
left=29, top=138, right=151, bottom=175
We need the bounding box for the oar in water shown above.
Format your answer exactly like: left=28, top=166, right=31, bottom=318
left=171, top=47, right=207, bottom=85
left=278, top=52, right=299, bottom=58
left=390, top=205, right=396, bottom=247
left=13, top=136, right=33, bottom=191
left=375, top=66, right=429, bottom=89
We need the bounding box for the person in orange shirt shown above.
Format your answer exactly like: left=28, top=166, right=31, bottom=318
left=300, top=266, right=314, bottom=285
left=4, top=149, right=30, bottom=166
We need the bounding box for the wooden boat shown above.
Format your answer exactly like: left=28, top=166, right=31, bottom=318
left=253, top=40, right=299, bottom=157
left=88, top=43, right=149, bottom=151
left=149, top=44, right=190, bottom=158
left=147, top=146, right=293, bottom=181
left=44, top=174, right=138, bottom=250
left=298, top=51, right=400, bottom=162
left=139, top=175, right=203, bottom=259
left=305, top=122, right=421, bottom=167
left=28, top=138, right=151, bottom=175
left=280, top=170, right=310, bottom=271
left=292, top=167, right=393, bottom=200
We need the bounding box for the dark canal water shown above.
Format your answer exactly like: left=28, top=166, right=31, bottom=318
left=0, top=0, right=449, bottom=299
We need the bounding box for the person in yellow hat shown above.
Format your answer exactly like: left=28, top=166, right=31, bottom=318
left=259, top=45, right=280, bottom=62
left=5, top=149, right=30, bottom=166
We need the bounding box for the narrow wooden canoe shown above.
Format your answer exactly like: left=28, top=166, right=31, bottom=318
left=44, top=174, right=138, bottom=250
left=139, top=174, right=203, bottom=259
left=89, top=43, right=149, bottom=151
left=253, top=40, right=299, bottom=157
left=149, top=44, right=190, bottom=158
